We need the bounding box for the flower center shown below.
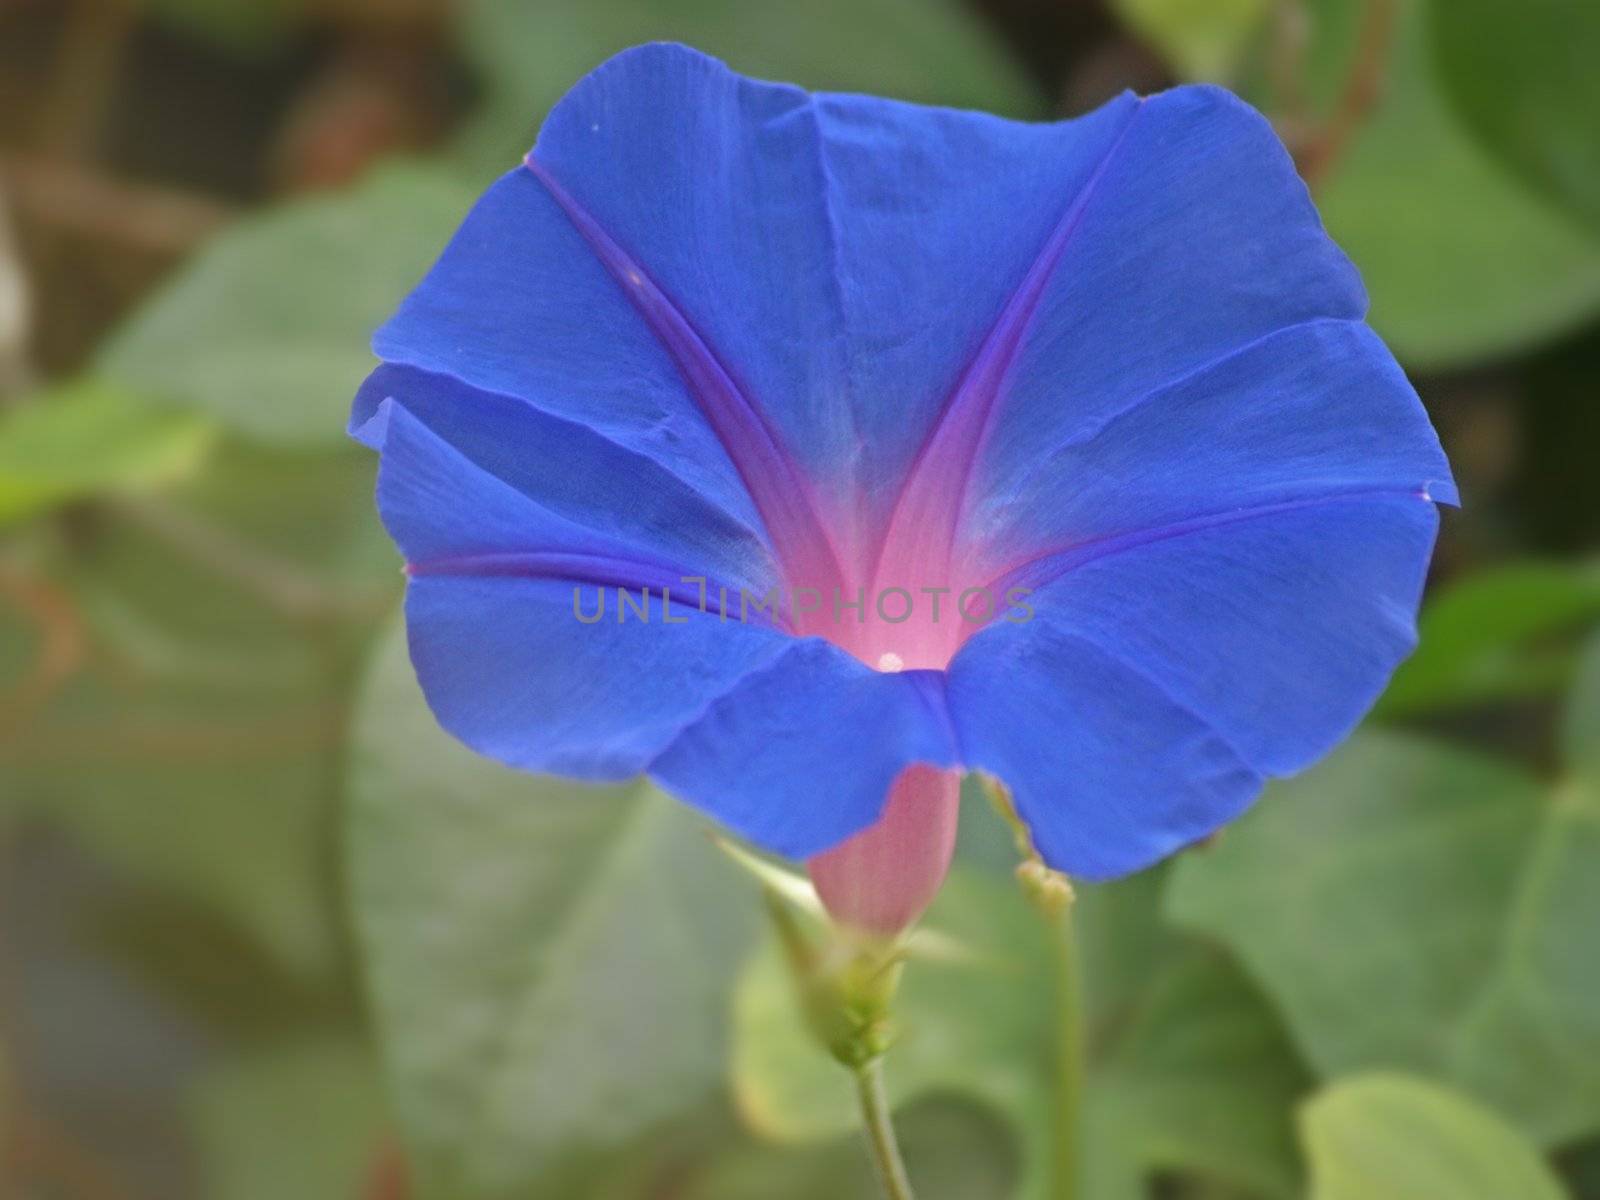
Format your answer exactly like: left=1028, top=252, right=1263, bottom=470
left=787, top=558, right=996, bottom=673
left=782, top=485, right=1001, bottom=672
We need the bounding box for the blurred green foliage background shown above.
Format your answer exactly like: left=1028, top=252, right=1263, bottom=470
left=0, top=1, right=1597, bottom=1198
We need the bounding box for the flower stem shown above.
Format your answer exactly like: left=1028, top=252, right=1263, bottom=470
left=854, top=1058, right=916, bottom=1200
left=981, top=776, right=1085, bottom=1199
left=1050, top=902, right=1085, bottom=1200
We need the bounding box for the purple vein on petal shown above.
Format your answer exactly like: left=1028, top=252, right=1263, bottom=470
left=870, top=97, right=1146, bottom=586
left=986, top=487, right=1437, bottom=598
left=407, top=550, right=781, bottom=627
left=1000, top=316, right=1367, bottom=502
left=523, top=154, right=847, bottom=595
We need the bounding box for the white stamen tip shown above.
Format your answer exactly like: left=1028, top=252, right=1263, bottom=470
left=877, top=652, right=905, bottom=673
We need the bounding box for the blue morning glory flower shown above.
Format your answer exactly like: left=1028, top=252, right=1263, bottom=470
left=351, top=43, right=1454, bottom=914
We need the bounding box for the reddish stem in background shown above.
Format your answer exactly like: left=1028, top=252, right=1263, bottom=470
left=1, top=155, right=232, bottom=255
left=33, top=0, right=138, bottom=160
left=113, top=497, right=393, bottom=624
left=1268, top=0, right=1312, bottom=141
left=0, top=564, right=86, bottom=737
left=4, top=1107, right=148, bottom=1200
left=1295, top=0, right=1399, bottom=189
left=361, top=1137, right=411, bottom=1200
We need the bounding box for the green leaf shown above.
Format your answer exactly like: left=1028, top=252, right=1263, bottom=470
left=1300, top=1073, right=1568, bottom=1200
left=1, top=440, right=396, bottom=980
left=1314, top=0, right=1600, bottom=367
left=85, top=889, right=359, bottom=1037
left=1110, top=0, right=1270, bottom=81
left=1376, top=561, right=1600, bottom=718
left=1562, top=632, right=1600, bottom=779
left=1074, top=863, right=1189, bottom=1032
left=188, top=1036, right=389, bottom=1200
left=1087, top=953, right=1309, bottom=1200
left=99, top=166, right=476, bottom=446
left=0, top=379, right=214, bottom=526
left=1169, top=730, right=1600, bottom=1144
left=732, top=870, right=1307, bottom=1200
left=1429, top=0, right=1600, bottom=235
left=1560, top=1138, right=1600, bottom=1197
left=453, top=0, right=1041, bottom=178
left=347, top=618, right=759, bottom=1199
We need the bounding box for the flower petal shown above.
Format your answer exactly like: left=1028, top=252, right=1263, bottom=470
left=372, top=397, right=792, bottom=777
left=805, top=82, right=1141, bottom=548
left=972, top=320, right=1456, bottom=573
left=949, top=496, right=1440, bottom=875
left=355, top=365, right=778, bottom=597
left=367, top=157, right=771, bottom=555
left=970, top=85, right=1373, bottom=540
left=374, top=44, right=849, bottom=585
left=405, top=576, right=790, bottom=779
left=947, top=624, right=1261, bottom=879
left=354, top=45, right=1455, bottom=878
left=372, top=43, right=1171, bottom=573
left=650, top=644, right=960, bottom=858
